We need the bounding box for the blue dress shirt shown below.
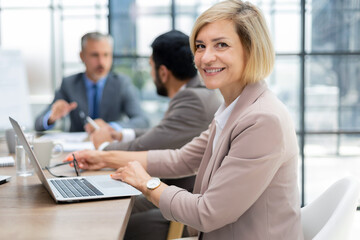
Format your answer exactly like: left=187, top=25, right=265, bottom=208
left=42, top=74, right=122, bottom=131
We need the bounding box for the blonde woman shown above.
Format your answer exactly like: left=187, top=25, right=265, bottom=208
left=74, top=0, right=303, bottom=239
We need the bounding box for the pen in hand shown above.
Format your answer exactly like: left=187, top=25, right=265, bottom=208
left=86, top=116, right=100, bottom=130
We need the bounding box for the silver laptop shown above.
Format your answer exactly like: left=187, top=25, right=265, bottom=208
left=9, top=117, right=141, bottom=203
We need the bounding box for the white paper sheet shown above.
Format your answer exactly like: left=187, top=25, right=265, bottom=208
left=39, top=132, right=89, bottom=143
left=39, top=132, right=94, bottom=151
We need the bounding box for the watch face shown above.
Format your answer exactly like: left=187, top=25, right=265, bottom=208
left=147, top=177, right=161, bottom=190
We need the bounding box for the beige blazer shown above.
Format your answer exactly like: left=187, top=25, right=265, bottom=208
left=147, top=80, right=304, bottom=240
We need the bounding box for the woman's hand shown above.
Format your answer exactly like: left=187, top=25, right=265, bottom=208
left=64, top=150, right=148, bottom=172
left=112, top=161, right=168, bottom=207
left=111, top=161, right=151, bottom=193
left=64, top=150, right=107, bottom=170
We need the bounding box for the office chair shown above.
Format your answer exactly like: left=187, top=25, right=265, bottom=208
left=301, top=176, right=360, bottom=240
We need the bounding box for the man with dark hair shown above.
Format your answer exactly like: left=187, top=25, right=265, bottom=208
left=151, top=30, right=197, bottom=96
left=35, top=32, right=149, bottom=132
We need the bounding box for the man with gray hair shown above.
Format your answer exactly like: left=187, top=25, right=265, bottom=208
left=35, top=32, right=148, bottom=132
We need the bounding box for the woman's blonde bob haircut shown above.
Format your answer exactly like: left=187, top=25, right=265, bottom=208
left=190, top=0, right=275, bottom=84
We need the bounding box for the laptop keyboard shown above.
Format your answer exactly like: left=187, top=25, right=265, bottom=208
left=50, top=178, right=104, bottom=198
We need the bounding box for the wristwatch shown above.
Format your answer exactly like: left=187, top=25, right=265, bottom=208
left=146, top=177, right=161, bottom=190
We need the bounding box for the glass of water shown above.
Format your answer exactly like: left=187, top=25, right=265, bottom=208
left=15, top=133, right=34, bottom=177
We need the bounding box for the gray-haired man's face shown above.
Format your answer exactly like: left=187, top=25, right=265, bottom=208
left=80, top=38, right=113, bottom=83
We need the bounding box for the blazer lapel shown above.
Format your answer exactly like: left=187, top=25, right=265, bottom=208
left=198, top=81, right=268, bottom=192
left=193, top=120, right=217, bottom=194
left=226, top=80, right=267, bottom=129
left=214, top=81, right=267, bottom=150
left=73, top=75, right=88, bottom=115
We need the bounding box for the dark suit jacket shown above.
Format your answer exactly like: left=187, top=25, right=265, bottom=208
left=35, top=72, right=149, bottom=132
left=106, top=76, right=222, bottom=191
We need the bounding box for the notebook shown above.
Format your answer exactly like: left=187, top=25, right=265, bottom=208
left=9, top=117, right=141, bottom=203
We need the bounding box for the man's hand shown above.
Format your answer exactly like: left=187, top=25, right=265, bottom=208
left=90, top=127, right=114, bottom=149
left=111, top=131, right=123, bottom=141
left=85, top=118, right=112, bottom=134
left=48, top=100, right=77, bottom=125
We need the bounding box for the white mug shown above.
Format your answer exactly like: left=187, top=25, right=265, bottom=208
left=33, top=139, right=64, bottom=168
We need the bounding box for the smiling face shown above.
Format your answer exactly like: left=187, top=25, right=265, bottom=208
left=194, top=19, right=247, bottom=104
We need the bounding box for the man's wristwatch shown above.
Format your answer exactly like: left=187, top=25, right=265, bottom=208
left=146, top=177, right=161, bottom=190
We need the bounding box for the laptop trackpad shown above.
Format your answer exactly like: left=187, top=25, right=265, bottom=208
left=89, top=175, right=130, bottom=189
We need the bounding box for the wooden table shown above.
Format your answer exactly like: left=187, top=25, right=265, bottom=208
left=0, top=140, right=134, bottom=240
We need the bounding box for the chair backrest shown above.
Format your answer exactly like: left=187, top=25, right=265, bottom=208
left=301, top=176, right=360, bottom=240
